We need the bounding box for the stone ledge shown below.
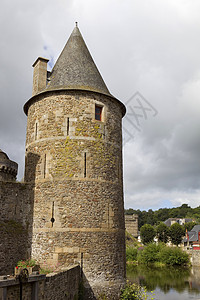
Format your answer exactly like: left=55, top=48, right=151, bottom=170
left=33, top=227, right=124, bottom=233
left=0, top=274, right=46, bottom=287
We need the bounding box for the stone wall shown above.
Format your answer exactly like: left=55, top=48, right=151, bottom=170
left=44, top=265, right=80, bottom=300
left=187, top=250, right=200, bottom=266
left=0, top=150, right=18, bottom=182
left=24, top=89, right=126, bottom=298
left=125, top=214, right=138, bottom=237
left=0, top=181, right=33, bottom=275
left=0, top=265, right=80, bottom=300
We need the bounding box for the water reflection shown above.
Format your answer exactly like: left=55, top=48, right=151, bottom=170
left=127, top=265, right=200, bottom=299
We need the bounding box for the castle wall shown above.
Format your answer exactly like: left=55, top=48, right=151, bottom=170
left=187, top=250, right=200, bottom=266
left=0, top=181, right=33, bottom=275
left=44, top=265, right=80, bottom=300
left=0, top=265, right=80, bottom=300
left=0, top=151, right=18, bottom=182
left=24, top=90, right=126, bottom=298
left=125, top=214, right=138, bottom=237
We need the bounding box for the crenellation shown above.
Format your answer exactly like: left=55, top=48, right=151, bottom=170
left=0, top=150, right=18, bottom=182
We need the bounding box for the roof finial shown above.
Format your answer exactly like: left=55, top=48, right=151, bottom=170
left=75, top=22, right=78, bottom=27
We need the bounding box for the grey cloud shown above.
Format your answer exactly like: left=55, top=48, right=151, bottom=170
left=1, top=0, right=200, bottom=210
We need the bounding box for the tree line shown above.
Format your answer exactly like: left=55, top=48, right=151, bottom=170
left=140, top=222, right=196, bottom=246
left=125, top=203, right=200, bottom=229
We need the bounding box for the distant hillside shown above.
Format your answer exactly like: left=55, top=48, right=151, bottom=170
left=125, top=204, right=200, bottom=229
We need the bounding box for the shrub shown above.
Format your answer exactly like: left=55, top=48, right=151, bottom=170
left=120, top=281, right=155, bottom=300
left=126, top=247, right=138, bottom=261
left=138, top=243, right=164, bottom=265
left=159, top=247, right=189, bottom=266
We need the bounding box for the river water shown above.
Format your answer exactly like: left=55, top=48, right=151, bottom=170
left=126, top=264, right=200, bottom=300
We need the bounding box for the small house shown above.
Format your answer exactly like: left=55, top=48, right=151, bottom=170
left=164, top=218, right=193, bottom=227
left=183, top=225, right=200, bottom=250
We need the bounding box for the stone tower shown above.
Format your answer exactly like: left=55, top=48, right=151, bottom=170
left=24, top=24, right=126, bottom=299
left=0, top=149, right=18, bottom=182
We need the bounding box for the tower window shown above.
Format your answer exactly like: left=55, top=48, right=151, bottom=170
left=44, top=154, right=46, bottom=179
left=84, top=152, right=87, bottom=177
left=95, top=105, right=103, bottom=121
left=67, top=117, right=70, bottom=135
left=35, top=122, right=38, bottom=140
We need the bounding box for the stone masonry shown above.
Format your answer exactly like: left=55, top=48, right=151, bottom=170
left=0, top=265, right=80, bottom=300
left=0, top=24, right=126, bottom=299
left=125, top=214, right=138, bottom=238
left=0, top=150, right=18, bottom=182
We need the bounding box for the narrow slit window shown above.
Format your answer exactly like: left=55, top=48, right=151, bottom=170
left=84, top=152, right=87, bottom=178
left=95, top=105, right=102, bottom=121
left=44, top=154, right=46, bottom=179
left=51, top=201, right=55, bottom=227
left=35, top=122, right=38, bottom=140
left=103, top=125, right=106, bottom=139
left=67, top=117, right=70, bottom=136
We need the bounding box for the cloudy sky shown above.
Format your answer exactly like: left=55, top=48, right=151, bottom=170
left=1, top=0, right=200, bottom=210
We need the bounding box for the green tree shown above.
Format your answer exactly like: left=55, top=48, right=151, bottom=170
left=169, top=207, right=180, bottom=218
left=125, top=208, right=137, bottom=215
left=169, top=223, right=185, bottom=246
left=178, top=204, right=192, bottom=218
left=183, top=221, right=197, bottom=232
left=140, top=224, right=156, bottom=245
left=156, top=222, right=169, bottom=243
left=155, top=208, right=170, bottom=222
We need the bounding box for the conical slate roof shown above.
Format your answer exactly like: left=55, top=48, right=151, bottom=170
left=46, top=24, right=111, bottom=96
left=24, top=24, right=126, bottom=116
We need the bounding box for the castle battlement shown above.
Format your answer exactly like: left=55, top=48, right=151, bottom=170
left=0, top=150, right=18, bottom=181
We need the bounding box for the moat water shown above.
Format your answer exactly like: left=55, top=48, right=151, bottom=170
left=126, top=265, right=200, bottom=300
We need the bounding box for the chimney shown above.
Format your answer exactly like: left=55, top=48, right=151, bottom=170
left=32, top=57, right=49, bottom=96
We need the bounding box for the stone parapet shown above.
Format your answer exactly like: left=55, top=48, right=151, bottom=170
left=0, top=265, right=80, bottom=300
left=0, top=160, right=18, bottom=180
left=0, top=150, right=18, bottom=181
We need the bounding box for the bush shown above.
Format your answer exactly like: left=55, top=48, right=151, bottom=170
left=120, top=281, right=155, bottom=300
left=159, top=247, right=189, bottom=266
left=126, top=247, right=138, bottom=261
left=138, top=243, right=164, bottom=265
left=126, top=242, right=189, bottom=267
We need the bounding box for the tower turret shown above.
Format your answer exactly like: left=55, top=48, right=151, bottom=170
left=24, top=24, right=126, bottom=299
left=0, top=149, right=18, bottom=182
